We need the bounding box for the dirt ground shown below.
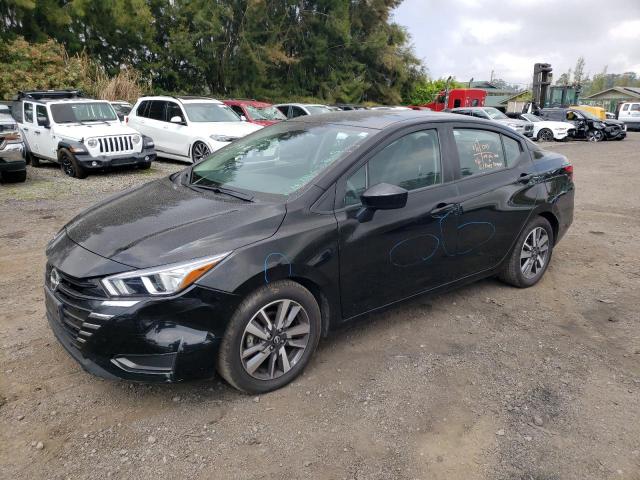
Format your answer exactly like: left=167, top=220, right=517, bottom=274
left=1, top=135, right=639, bottom=480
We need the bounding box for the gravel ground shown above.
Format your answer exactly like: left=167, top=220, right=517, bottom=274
left=1, top=138, right=640, bottom=480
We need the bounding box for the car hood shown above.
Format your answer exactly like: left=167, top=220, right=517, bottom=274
left=64, top=175, right=286, bottom=269
left=604, top=119, right=624, bottom=127
left=189, top=121, right=262, bottom=139
left=52, top=122, right=138, bottom=141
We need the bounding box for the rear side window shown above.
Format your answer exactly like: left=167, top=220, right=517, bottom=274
left=502, top=136, right=523, bottom=164
left=453, top=129, right=506, bottom=177
left=230, top=105, right=244, bottom=117
left=631, top=104, right=640, bottom=112
left=147, top=101, right=165, bottom=121
left=136, top=101, right=150, bottom=117
left=24, top=103, right=33, bottom=123
left=290, top=106, right=306, bottom=118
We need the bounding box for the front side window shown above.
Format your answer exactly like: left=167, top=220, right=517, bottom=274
left=483, top=107, right=508, bottom=120
left=165, top=102, right=184, bottom=122
left=472, top=110, right=489, bottom=119
left=24, top=102, right=33, bottom=123
left=454, top=129, right=506, bottom=177
left=36, top=105, right=49, bottom=126
left=306, top=105, right=332, bottom=115
left=191, top=123, right=372, bottom=197
left=50, top=102, right=118, bottom=123
left=622, top=104, right=630, bottom=111
left=290, top=106, right=306, bottom=118
left=229, top=105, right=245, bottom=118
left=183, top=103, right=239, bottom=122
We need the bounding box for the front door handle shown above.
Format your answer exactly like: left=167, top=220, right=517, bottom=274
left=430, top=203, right=457, bottom=215
left=23, top=127, right=29, bottom=132
left=34, top=130, right=41, bottom=135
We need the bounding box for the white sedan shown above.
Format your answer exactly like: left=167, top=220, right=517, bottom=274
left=519, top=113, right=575, bottom=141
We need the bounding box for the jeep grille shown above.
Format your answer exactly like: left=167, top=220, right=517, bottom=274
left=98, top=135, right=135, bottom=154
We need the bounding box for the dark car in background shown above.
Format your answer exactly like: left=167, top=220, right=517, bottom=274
left=45, top=111, right=574, bottom=393
left=540, top=107, right=626, bottom=142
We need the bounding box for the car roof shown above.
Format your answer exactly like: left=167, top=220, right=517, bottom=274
left=0, top=112, right=16, bottom=123
left=274, top=103, right=329, bottom=108
left=136, top=96, right=223, bottom=105
left=287, top=109, right=477, bottom=130
left=22, top=98, right=109, bottom=105
left=223, top=99, right=272, bottom=107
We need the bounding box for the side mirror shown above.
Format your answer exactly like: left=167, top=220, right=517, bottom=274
left=39, top=118, right=50, bottom=128
left=170, top=116, right=184, bottom=124
left=240, top=115, right=247, bottom=122
left=357, top=183, right=408, bottom=222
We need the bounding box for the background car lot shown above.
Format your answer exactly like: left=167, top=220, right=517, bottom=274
left=1, top=136, right=640, bottom=479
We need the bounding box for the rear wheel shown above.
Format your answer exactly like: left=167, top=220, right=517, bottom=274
left=1, top=169, right=27, bottom=183
left=58, top=149, right=88, bottom=179
left=499, top=216, right=554, bottom=288
left=537, top=128, right=554, bottom=142
left=217, top=280, right=321, bottom=394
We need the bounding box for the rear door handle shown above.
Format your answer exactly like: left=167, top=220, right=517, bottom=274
left=430, top=203, right=457, bottom=215
left=34, top=130, right=41, bottom=135
left=23, top=127, right=29, bottom=132
left=518, top=173, right=535, bottom=184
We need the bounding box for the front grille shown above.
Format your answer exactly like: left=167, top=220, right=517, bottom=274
left=46, top=266, right=108, bottom=351
left=524, top=124, right=534, bottom=132
left=46, top=264, right=107, bottom=299
left=98, top=135, right=135, bottom=154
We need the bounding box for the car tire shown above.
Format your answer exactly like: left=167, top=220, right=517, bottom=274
left=498, top=216, right=554, bottom=288
left=29, top=152, right=40, bottom=167
left=586, top=130, right=604, bottom=142
left=58, top=149, right=88, bottom=179
left=537, top=128, right=554, bottom=142
left=217, top=280, right=321, bottom=394
left=1, top=169, right=27, bottom=183
left=191, top=141, right=211, bottom=163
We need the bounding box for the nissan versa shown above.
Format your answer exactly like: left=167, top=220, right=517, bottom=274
left=45, top=111, right=574, bottom=393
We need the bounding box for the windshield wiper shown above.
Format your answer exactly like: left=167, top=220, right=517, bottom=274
left=189, top=183, right=254, bottom=202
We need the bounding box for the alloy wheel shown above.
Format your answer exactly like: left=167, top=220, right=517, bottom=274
left=520, top=227, right=550, bottom=279
left=539, top=129, right=554, bottom=141
left=192, top=142, right=211, bottom=162
left=240, top=299, right=311, bottom=380
left=61, top=154, right=75, bottom=177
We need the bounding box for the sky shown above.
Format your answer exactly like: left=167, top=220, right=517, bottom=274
left=393, top=0, right=640, bottom=86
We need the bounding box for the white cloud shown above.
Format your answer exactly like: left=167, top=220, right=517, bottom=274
left=610, top=19, right=640, bottom=39
left=458, top=18, right=522, bottom=45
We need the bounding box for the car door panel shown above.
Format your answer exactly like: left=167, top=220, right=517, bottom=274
left=162, top=102, right=191, bottom=158
left=446, top=124, right=541, bottom=276
left=21, top=102, right=39, bottom=155
left=34, top=105, right=57, bottom=159
left=335, top=125, right=461, bottom=319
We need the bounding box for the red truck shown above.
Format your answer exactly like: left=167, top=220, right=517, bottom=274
left=413, top=88, right=487, bottom=111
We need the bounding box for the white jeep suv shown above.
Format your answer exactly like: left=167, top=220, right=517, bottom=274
left=127, top=96, right=263, bottom=162
left=13, top=90, right=156, bottom=179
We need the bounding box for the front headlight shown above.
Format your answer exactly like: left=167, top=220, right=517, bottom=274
left=132, top=134, right=141, bottom=144
left=210, top=134, right=237, bottom=143
left=595, top=122, right=606, bottom=129
left=86, top=138, right=98, bottom=148
left=101, top=253, right=231, bottom=297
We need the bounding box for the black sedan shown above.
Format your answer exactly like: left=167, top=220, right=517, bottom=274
left=45, top=111, right=574, bottom=393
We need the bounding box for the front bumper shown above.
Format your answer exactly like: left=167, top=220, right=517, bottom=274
left=74, top=148, right=156, bottom=170
left=0, top=142, right=26, bottom=170
left=44, top=274, right=240, bottom=382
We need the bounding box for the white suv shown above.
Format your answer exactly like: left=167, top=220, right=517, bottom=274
left=127, top=96, right=263, bottom=162
left=13, top=90, right=156, bottom=179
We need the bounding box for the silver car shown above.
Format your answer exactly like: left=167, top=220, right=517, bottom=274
left=450, top=107, right=534, bottom=138
left=0, top=107, right=26, bottom=183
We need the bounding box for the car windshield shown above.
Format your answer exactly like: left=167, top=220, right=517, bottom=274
left=246, top=105, right=286, bottom=121
left=51, top=102, right=118, bottom=123
left=112, top=104, right=132, bottom=115
left=484, top=108, right=508, bottom=120
left=522, top=114, right=541, bottom=122
left=576, top=110, right=601, bottom=121
left=306, top=105, right=332, bottom=115
left=183, top=103, right=240, bottom=122
left=190, top=123, right=372, bottom=197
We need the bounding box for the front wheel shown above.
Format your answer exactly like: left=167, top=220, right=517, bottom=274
left=217, top=280, right=321, bottom=394
left=586, top=129, right=604, bottom=142
left=191, top=141, right=211, bottom=163
left=537, top=128, right=554, bottom=142
left=499, top=216, right=554, bottom=288
left=58, top=149, right=88, bottom=179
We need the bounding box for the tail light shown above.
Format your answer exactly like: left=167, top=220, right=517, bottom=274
left=562, top=163, right=573, bottom=180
